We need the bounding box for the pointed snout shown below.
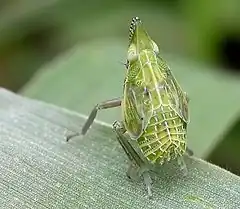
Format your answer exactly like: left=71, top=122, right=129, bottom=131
left=129, top=17, right=155, bottom=53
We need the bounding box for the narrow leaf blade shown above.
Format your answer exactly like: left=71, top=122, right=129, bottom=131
left=0, top=88, right=239, bottom=208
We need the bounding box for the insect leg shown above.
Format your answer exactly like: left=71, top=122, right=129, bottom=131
left=113, top=121, right=144, bottom=168
left=177, top=156, right=188, bottom=176
left=113, top=120, right=153, bottom=197
left=66, top=98, right=121, bottom=141
left=186, top=147, right=194, bottom=156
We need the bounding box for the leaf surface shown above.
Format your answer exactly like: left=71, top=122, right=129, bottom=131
left=0, top=88, right=239, bottom=208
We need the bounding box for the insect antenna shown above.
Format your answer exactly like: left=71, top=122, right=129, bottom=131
left=118, top=60, right=129, bottom=69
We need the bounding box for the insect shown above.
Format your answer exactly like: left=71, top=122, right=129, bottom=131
left=67, top=17, right=193, bottom=197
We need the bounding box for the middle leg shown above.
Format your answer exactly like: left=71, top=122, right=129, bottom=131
left=113, top=120, right=153, bottom=197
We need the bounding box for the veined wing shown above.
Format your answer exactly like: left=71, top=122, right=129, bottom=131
left=122, top=81, right=154, bottom=139
left=158, top=58, right=189, bottom=123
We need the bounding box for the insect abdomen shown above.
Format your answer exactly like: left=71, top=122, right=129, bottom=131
left=137, top=106, right=187, bottom=164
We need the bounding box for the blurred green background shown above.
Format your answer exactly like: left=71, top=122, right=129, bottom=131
left=0, top=0, right=239, bottom=175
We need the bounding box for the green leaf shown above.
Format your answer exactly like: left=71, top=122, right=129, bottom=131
left=0, top=88, right=239, bottom=208
left=20, top=38, right=240, bottom=158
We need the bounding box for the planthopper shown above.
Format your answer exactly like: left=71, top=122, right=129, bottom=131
left=66, top=16, right=193, bottom=198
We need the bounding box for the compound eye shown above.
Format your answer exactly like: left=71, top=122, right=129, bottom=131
left=127, top=44, right=138, bottom=62
left=152, top=41, right=159, bottom=55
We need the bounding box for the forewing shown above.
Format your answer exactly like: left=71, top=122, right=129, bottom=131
left=123, top=82, right=153, bottom=139
left=163, top=64, right=189, bottom=123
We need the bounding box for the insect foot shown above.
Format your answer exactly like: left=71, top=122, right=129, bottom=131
left=127, top=162, right=153, bottom=198
left=139, top=166, right=153, bottom=198
left=177, top=156, right=188, bottom=176
left=65, top=132, right=81, bottom=142
left=126, top=162, right=141, bottom=181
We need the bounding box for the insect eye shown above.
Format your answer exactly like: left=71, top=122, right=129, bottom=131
left=127, top=44, right=138, bottom=62
left=152, top=41, right=159, bottom=55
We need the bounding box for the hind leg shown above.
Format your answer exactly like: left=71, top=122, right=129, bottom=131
left=177, top=146, right=193, bottom=176
left=186, top=147, right=194, bottom=156
left=177, top=156, right=188, bottom=176
left=113, top=120, right=153, bottom=197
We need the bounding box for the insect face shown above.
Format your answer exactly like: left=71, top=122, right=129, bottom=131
left=127, top=17, right=159, bottom=64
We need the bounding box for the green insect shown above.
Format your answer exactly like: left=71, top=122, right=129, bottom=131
left=67, top=17, right=193, bottom=197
